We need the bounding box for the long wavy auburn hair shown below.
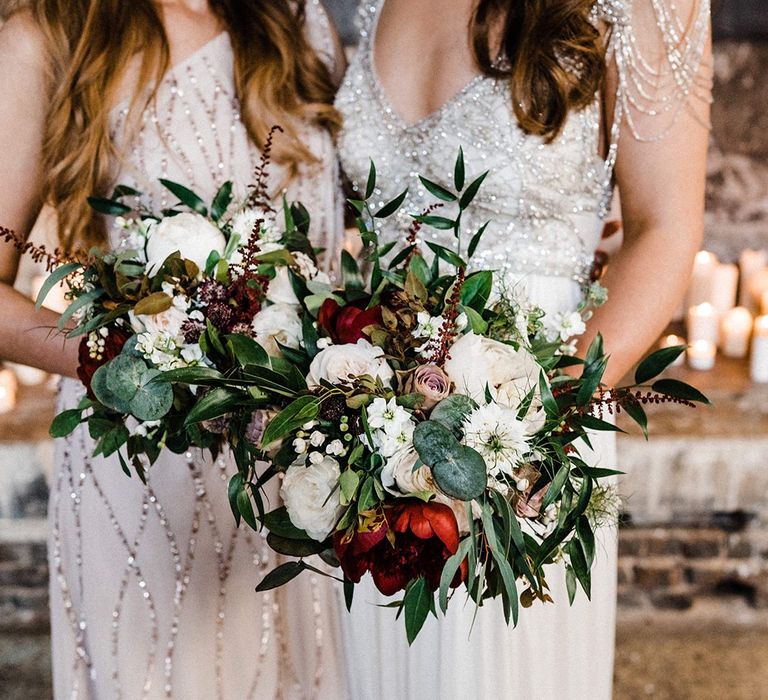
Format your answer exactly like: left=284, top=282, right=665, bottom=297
left=26, top=0, right=340, bottom=252
left=472, top=0, right=606, bottom=143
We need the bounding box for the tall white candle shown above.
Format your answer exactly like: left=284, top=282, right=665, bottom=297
left=751, top=316, right=768, bottom=383
left=0, top=367, right=18, bottom=415
left=687, top=339, right=716, bottom=371
left=711, top=263, right=739, bottom=317
left=739, top=249, right=767, bottom=310
left=720, top=307, right=753, bottom=358
left=748, top=271, right=768, bottom=313
left=687, top=303, right=719, bottom=345
left=686, top=251, right=718, bottom=308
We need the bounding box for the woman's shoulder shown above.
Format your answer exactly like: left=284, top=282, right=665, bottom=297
left=0, top=9, right=48, bottom=69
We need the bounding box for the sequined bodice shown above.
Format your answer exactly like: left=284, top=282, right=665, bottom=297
left=336, top=0, right=711, bottom=289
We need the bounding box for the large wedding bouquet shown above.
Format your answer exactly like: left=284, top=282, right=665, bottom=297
left=9, top=143, right=707, bottom=642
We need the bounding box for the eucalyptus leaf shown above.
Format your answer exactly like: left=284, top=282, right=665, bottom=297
left=404, top=578, right=432, bottom=645
left=255, top=561, right=306, bottom=592
left=34, top=262, right=80, bottom=311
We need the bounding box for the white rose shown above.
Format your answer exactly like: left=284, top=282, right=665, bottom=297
left=445, top=332, right=546, bottom=429
left=145, top=213, right=226, bottom=276
left=306, top=339, right=394, bottom=387
left=382, top=449, right=435, bottom=495
left=251, top=303, right=302, bottom=357
left=266, top=266, right=299, bottom=306
left=129, top=288, right=190, bottom=339
left=280, top=457, right=343, bottom=541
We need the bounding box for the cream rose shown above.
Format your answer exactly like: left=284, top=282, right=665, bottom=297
left=145, top=213, right=226, bottom=276
left=280, top=457, right=343, bottom=541
left=306, top=339, right=394, bottom=387
left=445, top=332, right=546, bottom=430
left=129, top=289, right=191, bottom=340
left=251, top=303, right=302, bottom=357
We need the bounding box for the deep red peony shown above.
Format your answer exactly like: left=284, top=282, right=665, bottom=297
left=334, top=500, right=467, bottom=596
left=77, top=327, right=131, bottom=398
left=317, top=298, right=382, bottom=345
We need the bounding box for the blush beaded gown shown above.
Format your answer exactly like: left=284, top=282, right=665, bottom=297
left=49, top=3, right=349, bottom=698
left=334, top=1, right=712, bottom=698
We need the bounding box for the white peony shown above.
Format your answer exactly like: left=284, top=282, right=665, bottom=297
left=280, top=457, right=343, bottom=541
left=145, top=213, right=226, bottom=276
left=306, top=339, right=394, bottom=387
left=251, top=303, right=302, bottom=357
left=445, top=331, right=546, bottom=430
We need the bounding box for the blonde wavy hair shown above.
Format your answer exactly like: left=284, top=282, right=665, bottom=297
left=22, top=0, right=340, bottom=252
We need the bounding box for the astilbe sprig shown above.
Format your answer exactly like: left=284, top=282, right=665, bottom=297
left=403, top=202, right=443, bottom=267
left=246, top=124, right=284, bottom=213
left=429, top=266, right=466, bottom=367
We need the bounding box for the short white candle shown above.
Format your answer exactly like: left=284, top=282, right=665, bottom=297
left=686, top=251, right=718, bottom=308
left=751, top=316, right=768, bottom=383
left=720, top=307, right=753, bottom=358
left=659, top=334, right=686, bottom=367
left=711, top=263, right=739, bottom=317
left=0, top=367, right=18, bottom=415
left=687, top=302, right=719, bottom=345
left=739, top=249, right=767, bottom=310
left=687, top=339, right=716, bottom=371
left=748, top=271, right=768, bottom=313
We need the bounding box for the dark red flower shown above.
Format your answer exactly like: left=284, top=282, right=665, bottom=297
left=317, top=299, right=382, bottom=344
left=77, top=326, right=130, bottom=398
left=334, top=501, right=466, bottom=596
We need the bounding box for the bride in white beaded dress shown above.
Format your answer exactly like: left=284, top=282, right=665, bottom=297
left=0, top=1, right=349, bottom=697
left=335, top=0, right=712, bottom=698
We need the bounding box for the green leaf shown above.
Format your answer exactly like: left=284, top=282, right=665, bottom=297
left=344, top=578, right=355, bottom=611
left=651, top=379, right=710, bottom=404
left=151, top=366, right=224, bottom=385
left=87, top=197, right=132, bottom=216
left=133, top=292, right=173, bottom=316
left=339, top=470, right=360, bottom=504
left=50, top=409, right=83, bottom=438
left=429, top=395, right=476, bottom=435
left=404, top=578, right=432, bottom=645
left=413, top=420, right=487, bottom=500
left=576, top=515, right=595, bottom=568
left=255, top=562, right=306, bottom=592
left=226, top=333, right=269, bottom=368
left=211, top=181, right=233, bottom=221
left=566, top=565, right=577, bottom=604
left=462, top=306, right=488, bottom=334
left=459, top=171, right=489, bottom=210
left=58, top=288, right=104, bottom=330
left=34, top=262, right=80, bottom=311
left=467, top=222, right=489, bottom=259
left=419, top=177, right=457, bottom=202
left=415, top=215, right=456, bottom=230
left=261, top=395, right=319, bottom=447
left=111, top=184, right=141, bottom=199
left=542, top=466, right=569, bottom=510
left=341, top=249, right=365, bottom=290
left=266, top=532, right=327, bottom=557
left=185, top=387, right=243, bottom=425
left=128, top=369, right=174, bottom=421
left=567, top=538, right=591, bottom=599
left=91, top=363, right=132, bottom=413
left=374, top=189, right=408, bottom=219
left=576, top=357, right=608, bottom=406
left=439, top=537, right=472, bottom=613
left=228, top=473, right=243, bottom=527
left=425, top=242, right=466, bottom=269
left=262, top=506, right=311, bottom=539
left=539, top=372, right=558, bottom=418
left=635, top=345, right=686, bottom=384
left=579, top=414, right=625, bottom=433
left=623, top=401, right=648, bottom=439
left=237, top=487, right=259, bottom=530
left=454, top=147, right=465, bottom=190
left=159, top=179, right=208, bottom=216
left=459, top=271, right=492, bottom=312
left=365, top=160, right=377, bottom=199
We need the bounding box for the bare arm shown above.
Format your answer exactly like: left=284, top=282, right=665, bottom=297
left=576, top=0, right=712, bottom=386
left=0, top=12, right=79, bottom=377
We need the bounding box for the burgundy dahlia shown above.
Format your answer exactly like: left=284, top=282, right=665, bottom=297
left=317, top=298, right=382, bottom=345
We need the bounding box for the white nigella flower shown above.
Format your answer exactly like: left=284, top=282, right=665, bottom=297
left=545, top=311, right=587, bottom=343
left=325, top=439, right=345, bottom=456
left=376, top=421, right=415, bottom=458
left=293, top=437, right=308, bottom=454
left=309, top=431, right=326, bottom=448
left=366, top=397, right=410, bottom=433
left=462, top=402, right=531, bottom=478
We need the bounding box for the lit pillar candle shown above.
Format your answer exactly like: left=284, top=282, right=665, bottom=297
left=0, top=367, right=18, bottom=414
left=659, top=334, right=686, bottom=367
left=687, top=303, right=719, bottom=345
left=720, top=307, right=753, bottom=358
left=739, top=249, right=767, bottom=310
left=748, top=271, right=768, bottom=314
left=686, top=251, right=718, bottom=308
left=711, top=263, right=739, bottom=317
left=751, top=316, right=768, bottom=384
left=687, top=339, right=716, bottom=371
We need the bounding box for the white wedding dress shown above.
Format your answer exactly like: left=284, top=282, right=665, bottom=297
left=334, top=1, right=711, bottom=699
left=50, top=2, right=349, bottom=698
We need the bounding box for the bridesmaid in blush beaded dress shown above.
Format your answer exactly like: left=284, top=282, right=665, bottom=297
left=0, top=1, right=350, bottom=697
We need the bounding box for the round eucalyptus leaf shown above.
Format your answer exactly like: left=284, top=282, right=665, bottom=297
left=429, top=395, right=477, bottom=435
left=128, top=368, right=174, bottom=421
left=431, top=445, right=488, bottom=501
left=104, top=353, right=147, bottom=404
left=91, top=362, right=132, bottom=413
left=412, top=420, right=458, bottom=465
